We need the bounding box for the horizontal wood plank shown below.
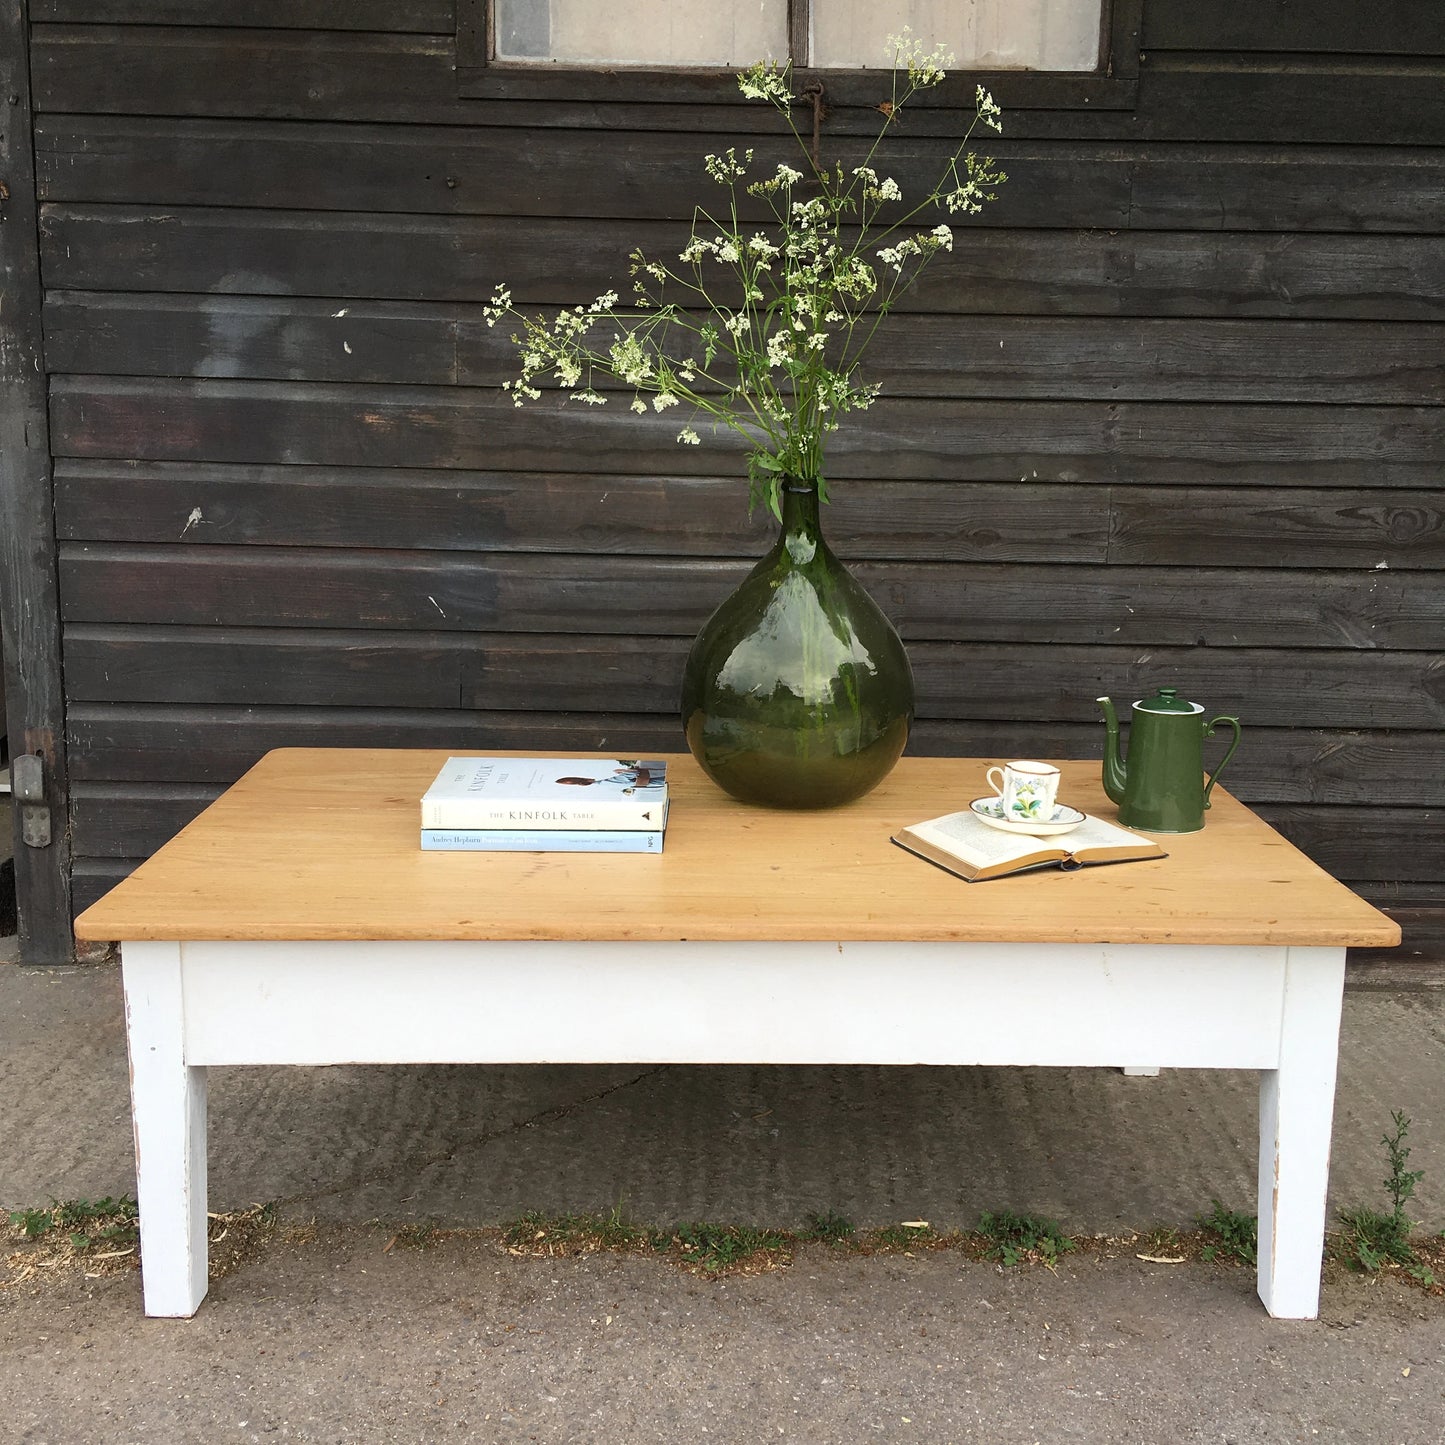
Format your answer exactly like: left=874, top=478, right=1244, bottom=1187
left=31, top=117, right=1130, bottom=228
left=1142, top=2, right=1445, bottom=55
left=62, top=700, right=1445, bottom=807
left=46, top=293, right=1445, bottom=407
left=56, top=547, right=1445, bottom=650
left=46, top=380, right=1445, bottom=488
left=1108, top=487, right=1445, bottom=569
left=70, top=782, right=221, bottom=856
left=34, top=117, right=1445, bottom=233
left=63, top=462, right=1445, bottom=572
left=52, top=466, right=1108, bottom=561
left=58, top=619, right=1445, bottom=724
left=41, top=208, right=1445, bottom=321
left=64, top=706, right=692, bottom=783
left=1136, top=63, right=1445, bottom=147
left=33, top=3, right=455, bottom=29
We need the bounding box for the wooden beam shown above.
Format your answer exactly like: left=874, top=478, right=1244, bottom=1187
left=0, top=0, right=75, bottom=961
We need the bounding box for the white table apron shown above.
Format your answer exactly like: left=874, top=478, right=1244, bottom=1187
left=120, top=937, right=1347, bottom=1320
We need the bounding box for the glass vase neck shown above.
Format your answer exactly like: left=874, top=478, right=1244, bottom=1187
left=778, top=478, right=823, bottom=562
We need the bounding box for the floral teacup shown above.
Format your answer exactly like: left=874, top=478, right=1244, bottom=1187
left=985, top=760, right=1061, bottom=822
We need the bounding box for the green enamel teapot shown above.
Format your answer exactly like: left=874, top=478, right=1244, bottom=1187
left=1096, top=687, right=1242, bottom=833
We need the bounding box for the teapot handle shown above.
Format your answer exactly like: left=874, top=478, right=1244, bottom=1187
left=1202, top=716, right=1242, bottom=809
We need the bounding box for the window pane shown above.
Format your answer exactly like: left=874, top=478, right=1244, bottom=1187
left=494, top=0, right=788, bottom=67
left=812, top=0, right=1102, bottom=72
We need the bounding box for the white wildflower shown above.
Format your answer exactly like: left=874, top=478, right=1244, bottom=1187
left=630, top=398, right=647, bottom=414
left=569, top=388, right=606, bottom=405
left=977, top=85, right=1003, bottom=133
left=888, top=27, right=952, bottom=86
left=737, top=62, right=791, bottom=104
left=482, top=285, right=512, bottom=326
left=587, top=290, right=619, bottom=313
left=676, top=426, right=701, bottom=445
left=652, top=391, right=679, bottom=412
left=704, top=148, right=751, bottom=184
left=931, top=223, right=954, bottom=250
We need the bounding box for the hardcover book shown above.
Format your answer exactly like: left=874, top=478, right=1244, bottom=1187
left=421, top=826, right=664, bottom=853
left=420, top=757, right=669, bottom=831
left=891, top=809, right=1165, bottom=883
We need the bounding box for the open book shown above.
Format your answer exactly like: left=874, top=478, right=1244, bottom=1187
left=892, top=808, right=1166, bottom=883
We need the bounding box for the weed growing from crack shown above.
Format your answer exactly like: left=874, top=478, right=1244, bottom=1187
left=976, top=1210, right=1074, bottom=1267
left=1338, top=1111, right=1434, bottom=1285
left=1198, top=1200, right=1258, bottom=1267
left=7, top=1196, right=139, bottom=1253
left=801, top=1209, right=855, bottom=1244
left=672, top=1221, right=792, bottom=1274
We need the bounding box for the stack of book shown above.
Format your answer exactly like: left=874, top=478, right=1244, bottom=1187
left=419, top=756, right=669, bottom=853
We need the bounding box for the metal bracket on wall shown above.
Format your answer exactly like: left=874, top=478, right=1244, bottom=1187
left=11, top=753, right=51, bottom=847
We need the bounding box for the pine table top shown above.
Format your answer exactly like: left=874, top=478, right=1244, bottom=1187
left=74, top=749, right=1401, bottom=948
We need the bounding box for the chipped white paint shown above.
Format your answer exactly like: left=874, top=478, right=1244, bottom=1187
left=179, top=507, right=203, bottom=539
left=122, top=941, right=209, bottom=1317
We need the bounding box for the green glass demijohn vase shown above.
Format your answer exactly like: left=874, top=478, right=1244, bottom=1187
left=681, top=478, right=915, bottom=808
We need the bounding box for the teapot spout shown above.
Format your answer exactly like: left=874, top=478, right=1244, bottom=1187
left=1097, top=695, right=1127, bottom=804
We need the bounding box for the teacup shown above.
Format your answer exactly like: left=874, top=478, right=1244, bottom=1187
left=985, top=760, right=1061, bottom=822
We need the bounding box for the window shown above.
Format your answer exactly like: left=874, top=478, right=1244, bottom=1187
left=458, top=1, right=1140, bottom=108
left=492, top=0, right=1100, bottom=72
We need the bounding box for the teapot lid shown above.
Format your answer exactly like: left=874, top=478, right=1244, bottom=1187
left=1135, top=686, right=1203, bottom=714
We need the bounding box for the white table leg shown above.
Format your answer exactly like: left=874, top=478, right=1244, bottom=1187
left=1256, top=946, right=1347, bottom=1319
left=122, top=941, right=210, bottom=1317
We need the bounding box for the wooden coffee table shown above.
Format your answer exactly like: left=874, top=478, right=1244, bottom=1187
left=75, top=749, right=1399, bottom=1318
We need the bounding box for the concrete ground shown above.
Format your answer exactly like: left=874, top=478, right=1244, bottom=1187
left=2, top=957, right=1443, bottom=1442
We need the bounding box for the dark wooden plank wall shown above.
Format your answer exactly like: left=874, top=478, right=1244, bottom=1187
left=26, top=2, right=1445, bottom=953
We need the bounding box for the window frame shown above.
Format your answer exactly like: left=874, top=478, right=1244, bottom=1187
left=456, top=0, right=1142, bottom=110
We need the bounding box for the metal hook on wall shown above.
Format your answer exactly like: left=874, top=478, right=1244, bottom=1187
left=800, top=80, right=827, bottom=170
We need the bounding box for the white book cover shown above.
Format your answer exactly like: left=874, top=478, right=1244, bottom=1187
left=420, top=757, right=669, bottom=830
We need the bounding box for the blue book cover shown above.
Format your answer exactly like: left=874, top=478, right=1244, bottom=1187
left=421, top=828, right=664, bottom=853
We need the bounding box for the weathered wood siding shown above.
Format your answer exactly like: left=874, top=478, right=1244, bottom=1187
left=27, top=2, right=1445, bottom=950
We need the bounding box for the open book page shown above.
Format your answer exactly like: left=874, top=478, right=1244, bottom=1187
left=1057, top=814, right=1165, bottom=862
left=901, top=809, right=1060, bottom=870
left=892, top=808, right=1166, bottom=882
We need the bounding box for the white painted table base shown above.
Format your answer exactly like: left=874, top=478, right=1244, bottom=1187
left=121, top=936, right=1346, bottom=1320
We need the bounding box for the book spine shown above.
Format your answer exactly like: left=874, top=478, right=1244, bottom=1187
left=420, top=829, right=664, bottom=853
left=420, top=798, right=667, bottom=830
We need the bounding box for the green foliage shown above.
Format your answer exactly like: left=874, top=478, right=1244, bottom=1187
left=7, top=1196, right=139, bottom=1251
left=672, top=1221, right=791, bottom=1272
left=1338, top=1111, right=1429, bottom=1279
left=977, top=1210, right=1075, bottom=1267
left=8, top=1206, right=53, bottom=1240
left=1198, top=1200, right=1258, bottom=1266
left=801, top=1209, right=855, bottom=1243
left=504, top=1207, right=665, bottom=1252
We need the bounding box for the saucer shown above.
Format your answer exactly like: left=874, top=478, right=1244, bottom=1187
left=969, top=796, right=1088, bottom=837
